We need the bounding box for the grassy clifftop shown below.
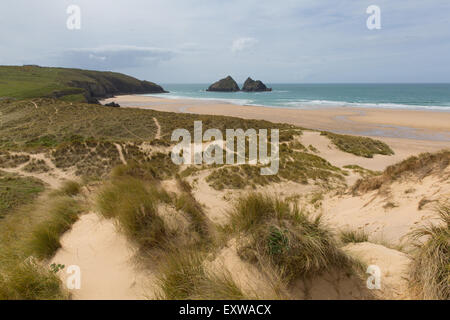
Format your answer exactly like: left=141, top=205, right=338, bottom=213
left=0, top=65, right=166, bottom=103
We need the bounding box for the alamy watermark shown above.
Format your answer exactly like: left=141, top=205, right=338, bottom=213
left=171, top=121, right=279, bottom=175
left=367, top=5, right=381, bottom=30
left=67, top=5, right=81, bottom=30
left=366, top=265, right=381, bottom=290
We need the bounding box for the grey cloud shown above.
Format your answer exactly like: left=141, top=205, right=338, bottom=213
left=58, top=45, right=175, bottom=70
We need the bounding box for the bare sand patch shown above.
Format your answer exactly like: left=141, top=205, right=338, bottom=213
left=51, top=213, right=155, bottom=300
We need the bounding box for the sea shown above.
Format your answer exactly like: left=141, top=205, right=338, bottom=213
left=145, top=83, right=450, bottom=111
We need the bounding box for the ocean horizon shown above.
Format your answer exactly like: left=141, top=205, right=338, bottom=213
left=144, top=83, right=450, bottom=111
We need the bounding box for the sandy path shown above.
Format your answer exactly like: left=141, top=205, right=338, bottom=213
left=114, top=143, right=127, bottom=165
left=153, top=117, right=161, bottom=139
left=1, top=152, right=76, bottom=188
left=51, top=213, right=155, bottom=300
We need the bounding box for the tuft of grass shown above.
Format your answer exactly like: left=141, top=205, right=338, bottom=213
left=175, top=178, right=212, bottom=241
left=97, top=177, right=170, bottom=248
left=28, top=196, right=82, bottom=259
left=230, top=193, right=355, bottom=282
left=409, top=202, right=449, bottom=300
left=156, top=248, right=250, bottom=300
left=340, top=229, right=369, bottom=244
left=0, top=258, right=68, bottom=300
left=58, top=180, right=81, bottom=197
left=321, top=131, right=394, bottom=158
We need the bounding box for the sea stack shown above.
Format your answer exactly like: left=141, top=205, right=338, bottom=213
left=207, top=76, right=240, bottom=92
left=242, top=77, right=272, bottom=92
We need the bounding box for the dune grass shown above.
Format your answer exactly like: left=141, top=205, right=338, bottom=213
left=206, top=149, right=344, bottom=191
left=229, top=193, right=355, bottom=282
left=321, top=131, right=394, bottom=158
left=97, top=176, right=171, bottom=248
left=0, top=170, right=45, bottom=219
left=352, top=150, right=450, bottom=194
left=28, top=196, right=82, bottom=259
left=409, top=202, right=449, bottom=300
left=0, top=65, right=161, bottom=102
left=0, top=181, right=85, bottom=299
left=0, top=257, right=68, bottom=300
left=340, top=229, right=369, bottom=244
left=56, top=180, right=81, bottom=197
left=156, top=247, right=251, bottom=300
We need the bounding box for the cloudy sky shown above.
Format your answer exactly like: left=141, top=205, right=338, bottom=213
left=1, top=0, right=449, bottom=83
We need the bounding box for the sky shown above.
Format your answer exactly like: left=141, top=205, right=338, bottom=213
left=1, top=0, right=450, bottom=83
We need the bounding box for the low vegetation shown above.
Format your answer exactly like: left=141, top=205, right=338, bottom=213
left=340, top=229, right=369, bottom=244
left=229, top=193, right=356, bottom=282
left=0, top=181, right=86, bottom=299
left=409, top=202, right=449, bottom=300
left=156, top=247, right=250, bottom=300
left=28, top=196, right=83, bottom=259
left=22, top=159, right=51, bottom=173
left=206, top=147, right=345, bottom=190
left=321, top=131, right=394, bottom=158
left=97, top=177, right=171, bottom=248
left=0, top=65, right=164, bottom=102
left=0, top=171, right=45, bottom=219
left=343, top=165, right=381, bottom=177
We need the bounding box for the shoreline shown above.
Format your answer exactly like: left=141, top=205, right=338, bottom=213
left=102, top=94, right=450, bottom=143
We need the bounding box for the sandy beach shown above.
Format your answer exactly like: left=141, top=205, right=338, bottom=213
left=103, top=95, right=450, bottom=158
left=103, top=95, right=450, bottom=141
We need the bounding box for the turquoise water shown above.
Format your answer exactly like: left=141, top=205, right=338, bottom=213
left=146, top=83, right=450, bottom=111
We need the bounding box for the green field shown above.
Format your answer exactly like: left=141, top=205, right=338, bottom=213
left=0, top=65, right=164, bottom=102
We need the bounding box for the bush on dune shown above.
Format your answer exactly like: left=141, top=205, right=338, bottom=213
left=230, top=193, right=356, bottom=282
left=97, top=177, right=171, bottom=248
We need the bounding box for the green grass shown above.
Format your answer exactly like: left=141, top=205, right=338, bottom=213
left=156, top=247, right=251, bottom=300
left=409, top=202, right=449, bottom=300
left=0, top=65, right=163, bottom=102
left=0, top=257, right=68, bottom=300
left=28, top=196, right=83, bottom=259
left=57, top=180, right=81, bottom=197
left=0, top=170, right=45, bottom=219
left=97, top=177, right=171, bottom=248
left=321, top=131, right=394, bottom=158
